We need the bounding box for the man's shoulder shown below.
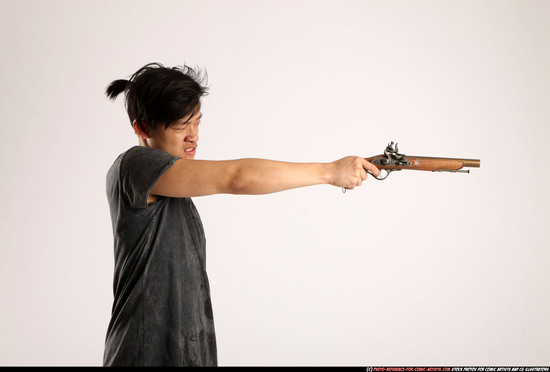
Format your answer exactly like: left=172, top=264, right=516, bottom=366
left=121, top=146, right=178, bottom=165
left=106, top=145, right=180, bottom=200
left=109, top=146, right=167, bottom=171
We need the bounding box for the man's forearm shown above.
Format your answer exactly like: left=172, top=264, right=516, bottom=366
left=228, top=159, right=331, bottom=195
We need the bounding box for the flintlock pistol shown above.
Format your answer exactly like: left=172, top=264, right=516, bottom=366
left=364, top=141, right=481, bottom=181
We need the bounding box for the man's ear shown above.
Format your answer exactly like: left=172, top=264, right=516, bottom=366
left=132, top=120, right=149, bottom=139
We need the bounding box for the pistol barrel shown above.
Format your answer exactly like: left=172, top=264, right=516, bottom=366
left=462, top=159, right=481, bottom=168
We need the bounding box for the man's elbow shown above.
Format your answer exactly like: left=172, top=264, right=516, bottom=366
left=227, top=169, right=250, bottom=194
left=217, top=160, right=266, bottom=195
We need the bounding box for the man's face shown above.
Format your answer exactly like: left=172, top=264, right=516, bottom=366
left=146, top=109, right=202, bottom=159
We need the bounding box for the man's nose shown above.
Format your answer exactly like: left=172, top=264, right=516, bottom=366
left=186, top=124, right=199, bottom=142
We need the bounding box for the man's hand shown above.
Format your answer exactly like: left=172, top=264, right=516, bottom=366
left=328, top=156, right=380, bottom=190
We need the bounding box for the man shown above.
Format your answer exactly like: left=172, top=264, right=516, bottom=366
left=103, top=62, right=379, bottom=366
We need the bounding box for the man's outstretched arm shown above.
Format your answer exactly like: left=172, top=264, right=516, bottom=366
left=149, top=156, right=380, bottom=200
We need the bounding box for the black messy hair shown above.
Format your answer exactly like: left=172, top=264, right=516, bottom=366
left=106, top=62, right=208, bottom=129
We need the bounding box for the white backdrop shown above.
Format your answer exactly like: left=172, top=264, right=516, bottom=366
left=0, top=0, right=548, bottom=366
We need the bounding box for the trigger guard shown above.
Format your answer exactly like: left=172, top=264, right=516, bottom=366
left=367, top=169, right=391, bottom=181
